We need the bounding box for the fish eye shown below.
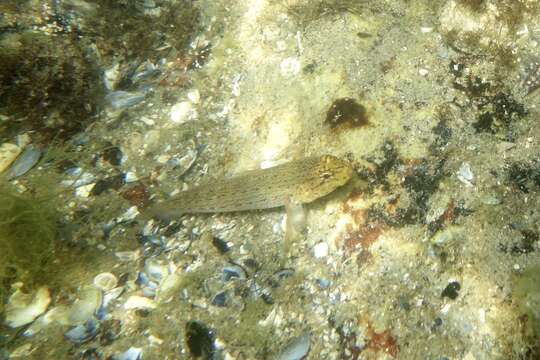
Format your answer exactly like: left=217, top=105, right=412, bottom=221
left=321, top=171, right=333, bottom=179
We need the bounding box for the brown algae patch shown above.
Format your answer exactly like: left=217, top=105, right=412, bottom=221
left=325, top=98, right=370, bottom=132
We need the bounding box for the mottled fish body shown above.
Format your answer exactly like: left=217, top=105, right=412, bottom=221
left=145, top=155, right=352, bottom=219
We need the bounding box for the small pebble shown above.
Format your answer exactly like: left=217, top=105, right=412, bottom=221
left=103, top=146, right=123, bottom=166
left=185, top=321, right=215, bottom=359
left=441, top=281, right=461, bottom=300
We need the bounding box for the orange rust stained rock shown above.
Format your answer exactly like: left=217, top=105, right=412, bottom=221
left=366, top=326, right=399, bottom=358
left=440, top=199, right=456, bottom=224
left=344, top=223, right=385, bottom=253
left=122, top=183, right=151, bottom=208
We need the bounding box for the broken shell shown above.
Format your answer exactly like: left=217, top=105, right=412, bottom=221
left=93, top=272, right=118, bottom=292
left=111, top=347, right=143, bottom=360
left=67, top=286, right=103, bottom=325
left=64, top=318, right=100, bottom=344
left=167, top=148, right=198, bottom=176
left=144, top=260, right=168, bottom=282
left=107, top=91, right=146, bottom=110
left=0, top=143, right=21, bottom=174
left=222, top=265, right=247, bottom=282
left=124, top=295, right=156, bottom=310
left=277, top=332, right=311, bottom=360
left=457, top=162, right=474, bottom=187
left=4, top=286, right=51, bottom=328
left=5, top=145, right=41, bottom=179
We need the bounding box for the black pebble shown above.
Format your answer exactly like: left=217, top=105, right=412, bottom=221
left=185, top=321, right=215, bottom=359
left=441, top=281, right=461, bottom=300
left=103, top=146, right=123, bottom=166
left=211, top=236, right=230, bottom=254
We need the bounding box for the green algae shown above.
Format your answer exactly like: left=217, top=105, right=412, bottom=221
left=0, top=182, right=59, bottom=314
left=513, top=265, right=540, bottom=356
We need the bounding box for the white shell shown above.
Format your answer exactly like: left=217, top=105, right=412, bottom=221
left=457, top=162, right=474, bottom=187
left=4, top=286, right=51, bottom=328
left=93, top=272, right=118, bottom=292
left=170, top=101, right=197, bottom=124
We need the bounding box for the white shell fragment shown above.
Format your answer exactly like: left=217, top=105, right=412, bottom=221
left=124, top=295, right=157, bottom=310
left=0, top=143, right=22, bottom=174
left=418, top=68, right=429, bottom=76
left=107, top=91, right=145, bottom=110
left=5, top=287, right=51, bottom=328
left=104, top=63, right=120, bottom=91
left=187, top=89, right=201, bottom=104
left=93, top=272, right=118, bottom=292
left=280, top=57, right=301, bottom=77
left=114, top=347, right=143, bottom=360
left=313, top=242, right=329, bottom=258
left=170, top=101, right=197, bottom=124
left=277, top=332, right=311, bottom=360
left=457, top=162, right=474, bottom=187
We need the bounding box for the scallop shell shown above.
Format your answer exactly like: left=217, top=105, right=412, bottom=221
left=93, top=272, right=118, bottom=292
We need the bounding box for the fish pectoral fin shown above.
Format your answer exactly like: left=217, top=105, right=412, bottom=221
left=140, top=202, right=183, bottom=222
left=284, top=196, right=306, bottom=248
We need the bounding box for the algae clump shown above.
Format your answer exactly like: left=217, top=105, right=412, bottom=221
left=0, top=183, right=59, bottom=314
